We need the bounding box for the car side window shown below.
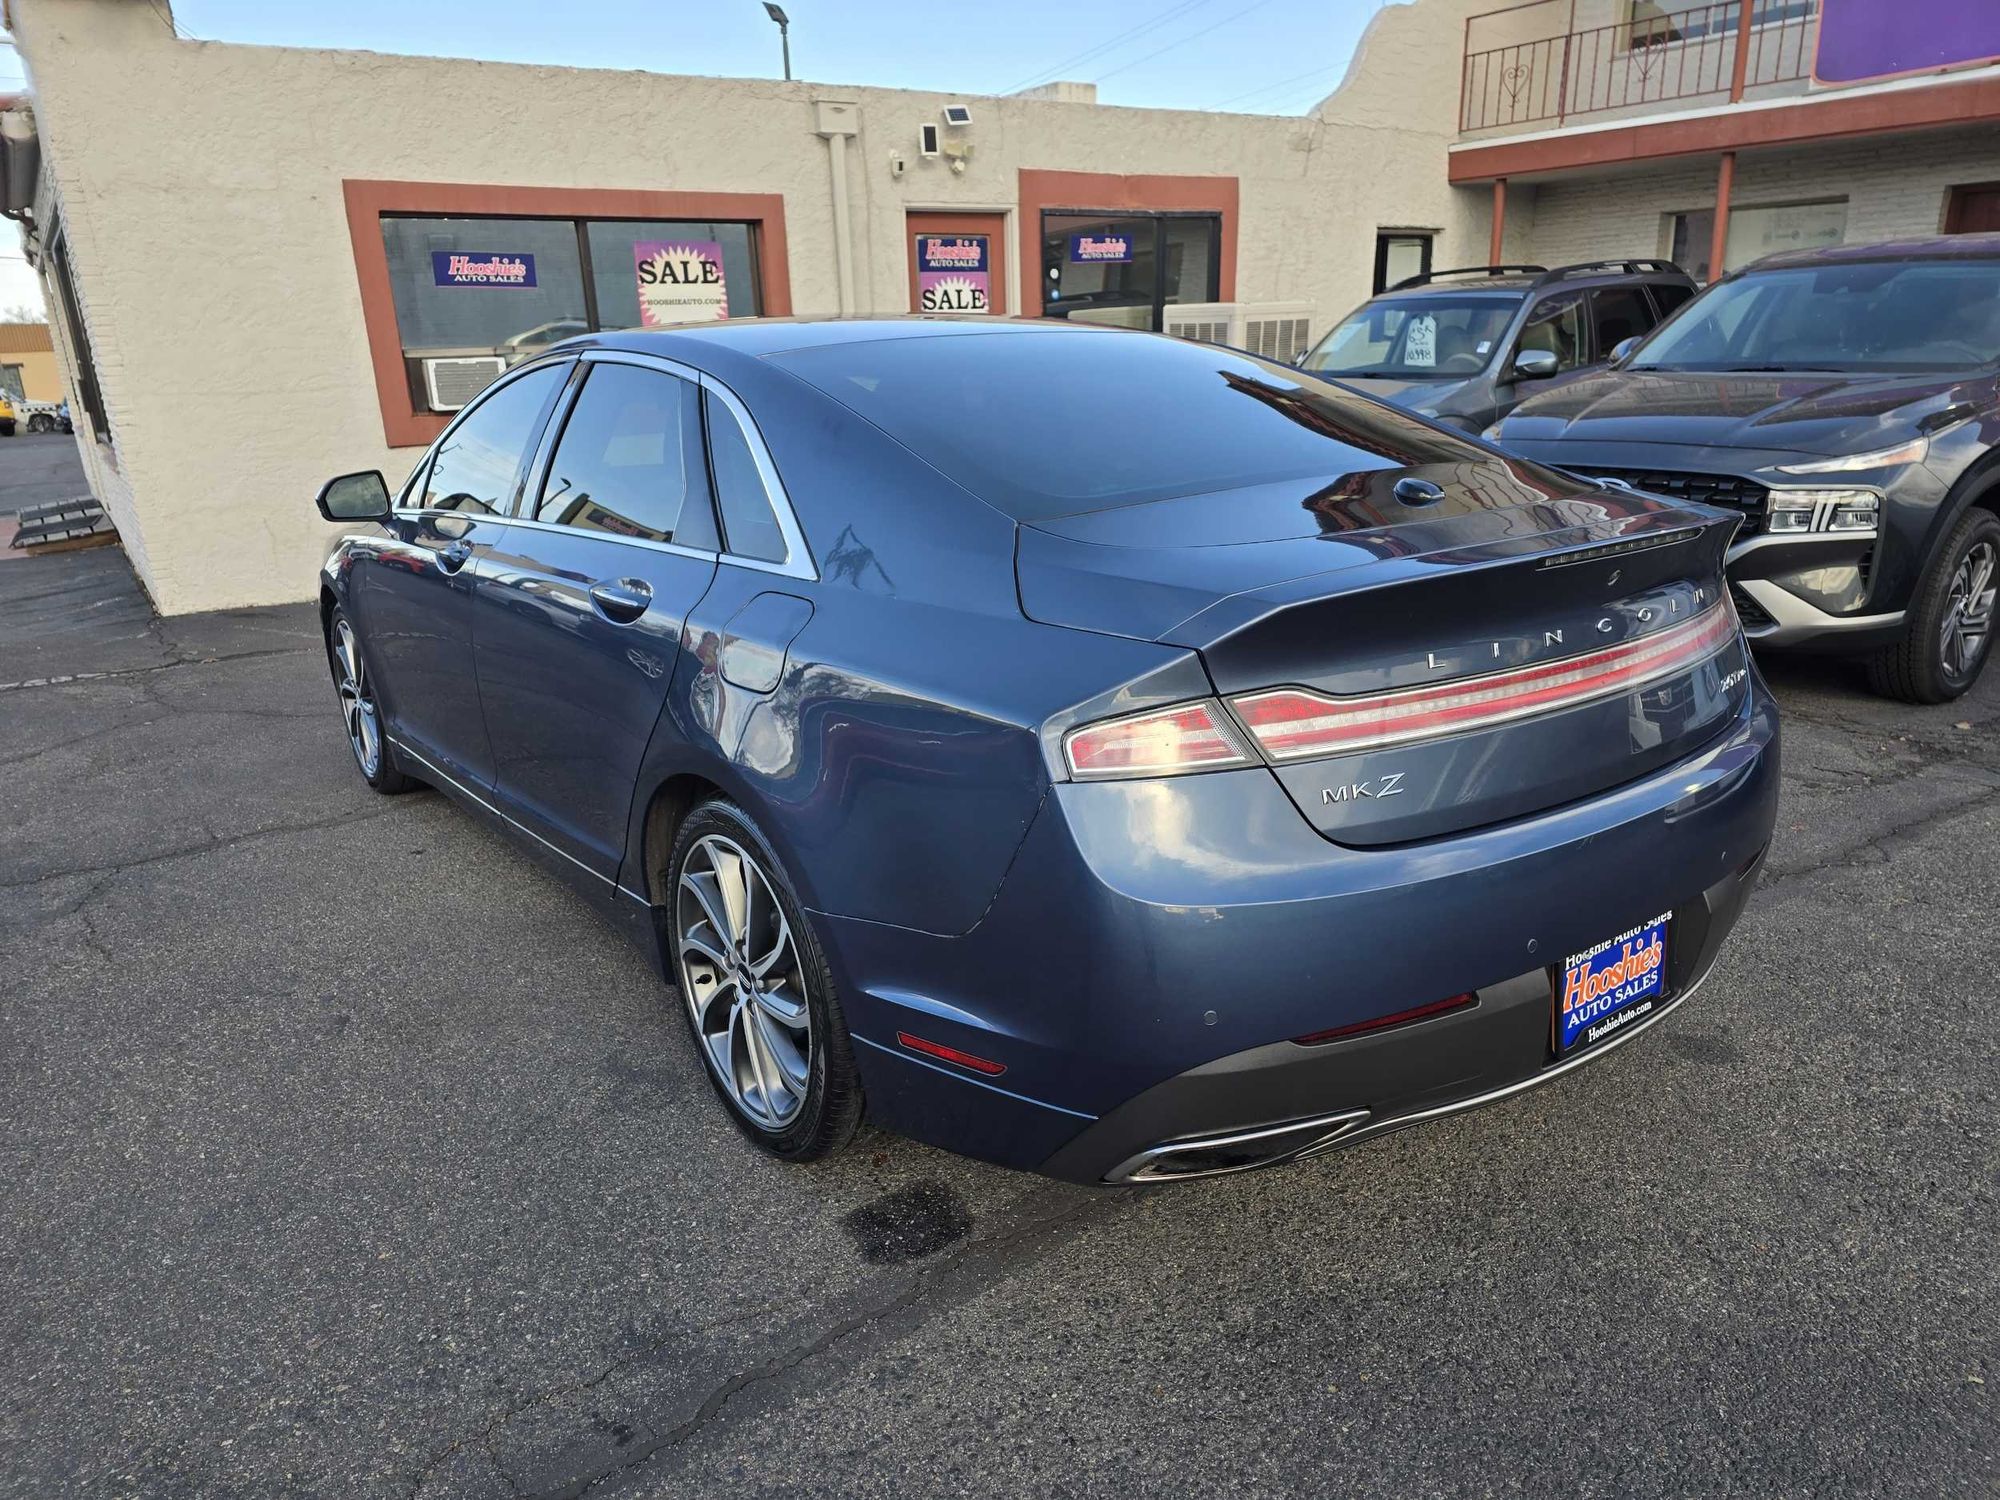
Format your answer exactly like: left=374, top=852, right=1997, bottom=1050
left=1515, top=290, right=1588, bottom=372
left=422, top=364, right=567, bottom=515
left=703, top=390, right=789, bottom=565
left=1649, top=282, right=1695, bottom=320
left=1589, top=287, right=1656, bottom=358
left=534, top=363, right=720, bottom=549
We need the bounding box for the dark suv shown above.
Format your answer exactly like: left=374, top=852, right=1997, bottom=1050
left=1297, top=260, right=1697, bottom=432
left=1487, top=235, right=2000, bottom=703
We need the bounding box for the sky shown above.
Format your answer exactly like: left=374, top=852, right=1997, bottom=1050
left=0, top=0, right=1396, bottom=112
left=0, top=0, right=1398, bottom=315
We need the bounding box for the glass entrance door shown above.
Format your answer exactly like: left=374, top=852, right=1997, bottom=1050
left=1040, top=212, right=1220, bottom=330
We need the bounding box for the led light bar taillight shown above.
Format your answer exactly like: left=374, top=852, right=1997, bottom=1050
left=1063, top=700, right=1252, bottom=780
left=1231, top=604, right=1736, bottom=761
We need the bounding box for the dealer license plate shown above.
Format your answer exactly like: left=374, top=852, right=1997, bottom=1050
left=1556, top=913, right=1670, bottom=1056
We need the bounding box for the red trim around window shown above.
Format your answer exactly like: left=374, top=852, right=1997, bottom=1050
left=341, top=179, right=792, bottom=449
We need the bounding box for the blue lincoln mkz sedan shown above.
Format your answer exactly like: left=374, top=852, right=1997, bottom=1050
left=316, top=318, right=1778, bottom=1184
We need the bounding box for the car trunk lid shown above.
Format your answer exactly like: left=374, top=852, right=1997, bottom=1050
left=1019, top=462, right=1750, bottom=844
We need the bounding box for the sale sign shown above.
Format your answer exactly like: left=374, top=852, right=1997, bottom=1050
left=634, top=241, right=729, bottom=326
left=916, top=235, right=991, bottom=314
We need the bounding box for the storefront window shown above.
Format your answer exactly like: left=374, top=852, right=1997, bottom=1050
left=1040, top=212, right=1221, bottom=331
left=379, top=214, right=762, bottom=411
left=585, top=221, right=760, bottom=328
left=1666, top=199, right=1846, bottom=283
left=382, top=217, right=588, bottom=363
left=1624, top=0, right=1814, bottom=49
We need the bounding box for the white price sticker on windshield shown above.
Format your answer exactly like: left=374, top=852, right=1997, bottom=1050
left=1405, top=314, right=1437, bottom=368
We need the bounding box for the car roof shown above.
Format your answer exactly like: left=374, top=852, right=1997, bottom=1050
left=1749, top=232, right=2000, bottom=271
left=1373, top=263, right=1690, bottom=301
left=570, top=315, right=1108, bottom=361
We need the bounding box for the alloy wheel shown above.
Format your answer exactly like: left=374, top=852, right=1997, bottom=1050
left=1938, top=539, right=1997, bottom=684
left=332, top=617, right=383, bottom=778
left=675, top=833, right=812, bottom=1130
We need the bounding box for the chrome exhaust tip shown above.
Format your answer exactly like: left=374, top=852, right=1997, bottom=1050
left=1106, top=1108, right=1371, bottom=1184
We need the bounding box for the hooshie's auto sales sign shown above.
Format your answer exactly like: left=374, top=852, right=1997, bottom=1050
left=917, top=235, right=991, bottom=314
left=431, top=251, right=537, bottom=288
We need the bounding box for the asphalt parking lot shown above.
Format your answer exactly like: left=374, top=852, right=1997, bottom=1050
left=1, top=545, right=1994, bottom=1500
left=0, top=430, right=89, bottom=518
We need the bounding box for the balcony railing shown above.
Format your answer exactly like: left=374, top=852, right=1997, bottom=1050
left=1459, top=0, right=1819, bottom=135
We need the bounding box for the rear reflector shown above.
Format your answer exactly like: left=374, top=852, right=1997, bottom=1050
left=1291, top=992, right=1476, bottom=1046
left=896, top=1031, right=1007, bottom=1076
left=1232, top=604, right=1735, bottom=761
left=1063, top=700, right=1251, bottom=780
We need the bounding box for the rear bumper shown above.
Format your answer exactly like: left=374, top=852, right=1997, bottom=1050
left=821, top=680, right=1780, bottom=1183
left=1042, top=845, right=1761, bottom=1183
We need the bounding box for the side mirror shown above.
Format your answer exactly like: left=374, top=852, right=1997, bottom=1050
left=1512, top=348, right=1560, bottom=381
left=1609, top=336, right=1642, bottom=365
left=315, top=470, right=391, bottom=523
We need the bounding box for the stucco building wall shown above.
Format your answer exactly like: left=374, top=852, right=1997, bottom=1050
left=12, top=0, right=1496, bottom=615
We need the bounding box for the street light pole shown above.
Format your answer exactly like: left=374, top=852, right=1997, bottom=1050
left=763, top=3, right=792, bottom=81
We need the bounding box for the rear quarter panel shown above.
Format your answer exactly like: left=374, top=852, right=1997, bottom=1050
left=625, top=364, right=1194, bottom=937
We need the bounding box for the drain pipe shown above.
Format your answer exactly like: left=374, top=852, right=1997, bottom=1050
left=814, top=99, right=859, bottom=315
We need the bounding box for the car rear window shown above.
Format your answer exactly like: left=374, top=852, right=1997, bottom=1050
left=768, top=330, right=1473, bottom=520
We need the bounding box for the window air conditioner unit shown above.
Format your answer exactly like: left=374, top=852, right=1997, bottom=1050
left=422, top=355, right=505, bottom=412
left=1165, top=303, right=1315, bottom=363
left=1240, top=302, right=1315, bottom=364
left=1164, top=302, right=1237, bottom=347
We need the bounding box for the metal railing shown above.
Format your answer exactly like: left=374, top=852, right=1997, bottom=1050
left=1460, top=0, right=1819, bottom=134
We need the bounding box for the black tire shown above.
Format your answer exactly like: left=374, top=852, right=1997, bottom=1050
left=25, top=413, right=51, bottom=434
left=324, top=606, right=418, bottom=793
left=1, top=421, right=16, bottom=437
left=667, top=797, right=863, bottom=1162
left=1867, top=507, right=2000, bottom=704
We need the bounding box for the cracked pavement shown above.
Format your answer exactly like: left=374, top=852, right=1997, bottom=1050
left=1, top=549, right=1994, bottom=1499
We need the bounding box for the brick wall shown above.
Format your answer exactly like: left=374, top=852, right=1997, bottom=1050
left=1520, top=124, right=2000, bottom=269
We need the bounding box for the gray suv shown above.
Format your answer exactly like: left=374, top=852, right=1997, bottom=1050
left=1298, top=260, right=1697, bottom=433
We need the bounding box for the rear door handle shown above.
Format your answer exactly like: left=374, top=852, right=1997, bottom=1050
left=589, top=577, right=654, bottom=624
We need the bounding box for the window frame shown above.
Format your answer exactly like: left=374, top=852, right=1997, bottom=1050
left=1036, top=209, right=1225, bottom=332
left=1372, top=231, right=1435, bottom=295
left=1506, top=287, right=1590, bottom=374
left=379, top=211, right=766, bottom=421
left=522, top=356, right=720, bottom=551
left=506, top=350, right=817, bottom=580
left=343, top=181, right=792, bottom=450
left=401, top=355, right=574, bottom=517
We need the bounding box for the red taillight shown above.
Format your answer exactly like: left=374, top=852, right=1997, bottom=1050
left=1291, top=992, right=1476, bottom=1046
left=1231, top=604, right=1735, bottom=761
left=1063, top=700, right=1251, bottom=780
left=896, top=1031, right=1007, bottom=1076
